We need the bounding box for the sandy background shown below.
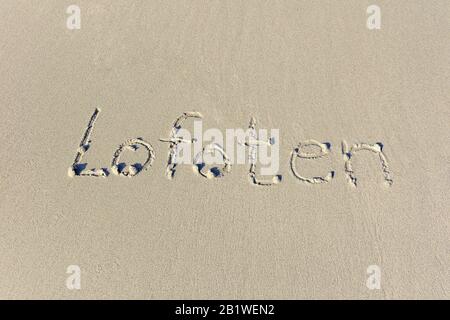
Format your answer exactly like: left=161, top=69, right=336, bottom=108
left=0, top=0, right=448, bottom=299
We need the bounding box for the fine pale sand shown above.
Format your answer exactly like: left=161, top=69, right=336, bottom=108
left=0, top=0, right=448, bottom=299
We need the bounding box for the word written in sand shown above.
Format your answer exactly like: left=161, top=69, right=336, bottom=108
left=68, top=108, right=393, bottom=187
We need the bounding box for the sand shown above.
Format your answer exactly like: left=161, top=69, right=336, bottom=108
left=0, top=0, right=448, bottom=299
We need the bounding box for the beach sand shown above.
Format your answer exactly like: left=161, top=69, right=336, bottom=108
left=0, top=0, right=448, bottom=299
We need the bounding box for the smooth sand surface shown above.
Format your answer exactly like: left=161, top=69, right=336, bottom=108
left=0, top=0, right=448, bottom=299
